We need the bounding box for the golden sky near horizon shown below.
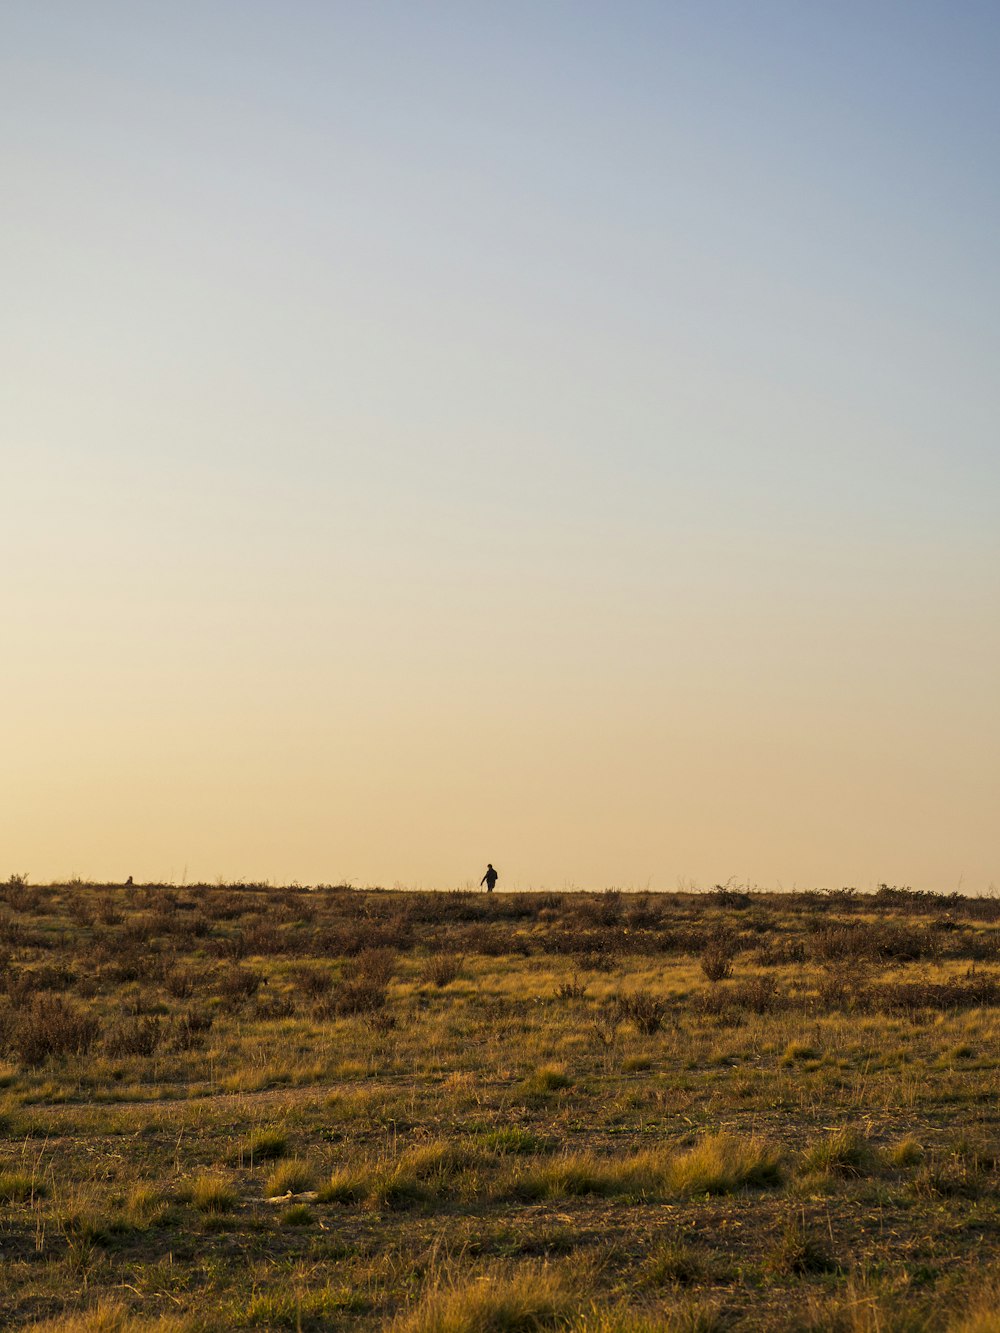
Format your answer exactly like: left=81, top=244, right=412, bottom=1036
left=3, top=4, right=998, bottom=891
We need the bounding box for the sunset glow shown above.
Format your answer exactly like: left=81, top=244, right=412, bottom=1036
left=4, top=4, right=998, bottom=890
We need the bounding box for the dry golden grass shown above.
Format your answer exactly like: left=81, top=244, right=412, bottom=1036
left=2, top=879, right=1000, bottom=1329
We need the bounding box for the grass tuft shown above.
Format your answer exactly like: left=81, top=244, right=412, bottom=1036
left=265, top=1159, right=315, bottom=1197
left=390, top=1264, right=573, bottom=1333
left=800, top=1127, right=878, bottom=1178
left=246, top=1129, right=289, bottom=1162
left=667, top=1133, right=783, bottom=1195
left=185, top=1174, right=238, bottom=1214
left=0, top=1169, right=45, bottom=1202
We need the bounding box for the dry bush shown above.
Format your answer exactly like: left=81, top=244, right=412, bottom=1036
left=2, top=875, right=42, bottom=913
left=711, top=884, right=753, bottom=908
left=242, top=923, right=285, bottom=956
left=292, top=966, right=333, bottom=999
left=421, top=953, right=464, bottom=988
left=9, top=995, right=100, bottom=1066
left=104, top=1016, right=162, bottom=1058
left=203, top=892, right=248, bottom=922
left=311, top=949, right=394, bottom=1017
left=457, top=922, right=529, bottom=957
left=698, top=976, right=789, bottom=1016
left=66, top=897, right=95, bottom=928
left=214, top=932, right=249, bottom=962
left=610, top=990, right=666, bottom=1034
left=700, top=942, right=734, bottom=983
left=322, top=917, right=414, bottom=956
left=171, top=1007, right=213, bottom=1051
left=755, top=938, right=806, bottom=966
left=0, top=912, right=26, bottom=947
left=255, top=990, right=298, bottom=1020
left=325, top=977, right=388, bottom=1017
left=343, top=947, right=397, bottom=986
left=870, top=974, right=1000, bottom=1014
left=162, top=965, right=207, bottom=1000
left=809, top=921, right=935, bottom=964
left=96, top=896, right=124, bottom=927
left=5, top=963, right=78, bottom=1006
left=217, top=965, right=265, bottom=1009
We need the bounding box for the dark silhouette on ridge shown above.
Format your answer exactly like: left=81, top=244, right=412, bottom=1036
left=481, top=863, right=498, bottom=893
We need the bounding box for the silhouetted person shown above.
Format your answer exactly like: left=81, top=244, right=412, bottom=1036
left=481, top=863, right=498, bottom=893
left=125, top=876, right=133, bottom=887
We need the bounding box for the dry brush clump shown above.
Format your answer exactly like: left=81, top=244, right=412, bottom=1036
left=607, top=990, right=668, bottom=1033
left=103, top=1014, right=162, bottom=1058
left=700, top=941, right=735, bottom=983
left=420, top=952, right=465, bottom=988
left=0, top=995, right=100, bottom=1067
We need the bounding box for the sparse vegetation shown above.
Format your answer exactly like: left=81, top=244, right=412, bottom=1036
left=0, top=879, right=999, bottom=1328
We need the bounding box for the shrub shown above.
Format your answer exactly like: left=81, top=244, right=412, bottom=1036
left=171, top=1007, right=213, bottom=1051
left=325, top=976, right=389, bottom=1017
left=700, top=944, right=734, bottom=983
left=12, top=996, right=100, bottom=1066
left=292, top=966, right=333, bottom=999
left=343, top=948, right=397, bottom=987
left=697, top=976, right=788, bottom=1017
left=315, top=948, right=397, bottom=1016
left=104, top=1016, right=162, bottom=1058
left=217, top=966, right=264, bottom=1007
left=610, top=990, right=666, bottom=1034
left=421, top=953, right=464, bottom=987
left=870, top=976, right=1000, bottom=1014
left=162, top=965, right=205, bottom=1000
left=809, top=922, right=934, bottom=965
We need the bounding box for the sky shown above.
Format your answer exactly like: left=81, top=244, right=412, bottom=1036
left=2, top=1, right=998, bottom=891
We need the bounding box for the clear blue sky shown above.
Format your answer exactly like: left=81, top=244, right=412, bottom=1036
left=3, top=3, right=998, bottom=889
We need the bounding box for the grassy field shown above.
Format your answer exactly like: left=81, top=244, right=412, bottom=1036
left=2, top=879, right=1000, bottom=1331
